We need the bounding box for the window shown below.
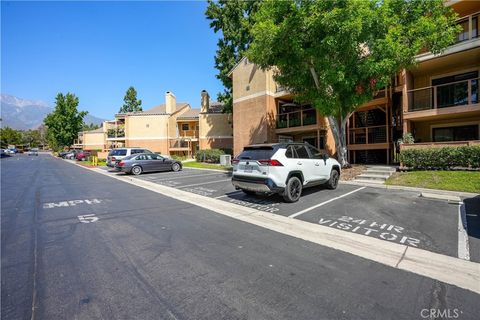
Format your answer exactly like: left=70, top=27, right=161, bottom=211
left=456, top=18, right=469, bottom=42
left=285, top=146, right=296, bottom=158
left=433, top=125, right=479, bottom=142
left=306, top=145, right=323, bottom=159
left=182, top=124, right=189, bottom=131
left=131, top=149, right=143, bottom=154
left=432, top=71, right=479, bottom=108
left=136, top=155, right=147, bottom=160
left=293, top=145, right=309, bottom=159
left=109, top=149, right=127, bottom=156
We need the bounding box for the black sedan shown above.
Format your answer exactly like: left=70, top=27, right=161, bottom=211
left=115, top=153, right=182, bottom=175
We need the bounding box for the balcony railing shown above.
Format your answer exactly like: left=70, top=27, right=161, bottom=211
left=455, top=13, right=479, bottom=44
left=178, top=130, right=198, bottom=138
left=107, top=128, right=125, bottom=138
left=349, top=125, right=387, bottom=145
left=276, top=109, right=317, bottom=129
left=169, top=139, right=190, bottom=149
left=408, top=78, right=478, bottom=112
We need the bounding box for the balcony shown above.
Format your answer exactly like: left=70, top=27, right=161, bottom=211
left=407, top=78, right=478, bottom=112
left=169, top=139, right=191, bottom=150
left=455, top=13, right=479, bottom=44
left=178, top=130, right=198, bottom=138
left=349, top=125, right=387, bottom=145
left=276, top=109, right=317, bottom=129
left=107, top=128, right=125, bottom=139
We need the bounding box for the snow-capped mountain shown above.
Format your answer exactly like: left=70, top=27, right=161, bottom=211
left=0, top=94, right=105, bottom=130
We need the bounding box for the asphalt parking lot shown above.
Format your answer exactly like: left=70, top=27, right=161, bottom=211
left=101, top=166, right=480, bottom=262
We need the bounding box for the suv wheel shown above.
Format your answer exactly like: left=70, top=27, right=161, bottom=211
left=283, top=176, right=302, bottom=203
left=131, top=165, right=142, bottom=175
left=326, top=170, right=339, bottom=190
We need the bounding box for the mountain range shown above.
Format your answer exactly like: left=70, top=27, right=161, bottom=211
left=0, top=94, right=106, bottom=130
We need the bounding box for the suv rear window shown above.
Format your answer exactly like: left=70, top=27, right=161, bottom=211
left=237, top=147, right=276, bottom=160
left=109, top=149, right=127, bottom=156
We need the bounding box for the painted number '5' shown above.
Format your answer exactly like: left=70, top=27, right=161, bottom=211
left=78, top=214, right=99, bottom=223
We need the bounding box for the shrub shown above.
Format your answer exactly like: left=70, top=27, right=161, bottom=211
left=399, top=146, right=480, bottom=169
left=170, top=154, right=188, bottom=161
left=195, top=149, right=225, bottom=163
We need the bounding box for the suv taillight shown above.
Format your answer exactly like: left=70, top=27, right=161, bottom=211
left=258, top=159, right=283, bottom=166
left=111, top=157, right=116, bottom=161
left=232, top=159, right=239, bottom=165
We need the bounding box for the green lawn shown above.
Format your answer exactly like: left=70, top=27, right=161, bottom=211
left=386, top=171, right=480, bottom=193
left=182, top=161, right=232, bottom=171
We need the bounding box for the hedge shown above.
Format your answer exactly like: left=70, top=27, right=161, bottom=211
left=399, top=146, right=480, bottom=169
left=195, top=149, right=226, bottom=163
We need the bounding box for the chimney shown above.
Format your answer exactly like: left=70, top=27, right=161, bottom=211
left=201, top=90, right=209, bottom=113
left=165, top=91, right=176, bottom=114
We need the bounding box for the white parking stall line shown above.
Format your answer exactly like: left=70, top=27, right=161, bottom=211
left=288, top=187, right=366, bottom=219
left=178, top=179, right=232, bottom=189
left=458, top=202, right=470, bottom=261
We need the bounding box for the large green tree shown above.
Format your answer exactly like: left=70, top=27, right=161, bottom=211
left=119, top=86, right=142, bottom=113
left=22, top=129, right=41, bottom=147
left=0, top=127, right=23, bottom=147
left=205, top=0, right=260, bottom=112
left=44, top=93, right=87, bottom=149
left=247, top=0, right=460, bottom=166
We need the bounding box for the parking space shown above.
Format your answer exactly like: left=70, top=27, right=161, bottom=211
left=101, top=167, right=477, bottom=262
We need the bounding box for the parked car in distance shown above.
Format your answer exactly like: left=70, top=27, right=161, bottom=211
left=115, top=153, right=182, bottom=175
left=0, top=149, right=10, bottom=158
left=232, top=142, right=341, bottom=203
left=59, top=151, right=69, bottom=158
left=107, top=148, right=153, bottom=167
left=76, top=151, right=91, bottom=161
left=64, top=150, right=80, bottom=159
left=28, top=148, right=39, bottom=156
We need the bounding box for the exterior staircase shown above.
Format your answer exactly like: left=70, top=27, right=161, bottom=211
left=353, top=165, right=397, bottom=185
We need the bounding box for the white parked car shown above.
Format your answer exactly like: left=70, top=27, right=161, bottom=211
left=232, top=143, right=341, bottom=202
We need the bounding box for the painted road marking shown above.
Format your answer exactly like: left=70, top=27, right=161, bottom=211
left=181, top=186, right=218, bottom=197
left=288, top=187, right=366, bottom=218
left=319, top=216, right=421, bottom=247
left=78, top=214, right=99, bottom=223
left=43, top=199, right=102, bottom=209
left=228, top=197, right=280, bottom=213
left=458, top=202, right=470, bottom=261
left=178, top=179, right=231, bottom=189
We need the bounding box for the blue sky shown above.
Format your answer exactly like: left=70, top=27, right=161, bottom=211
left=1, top=1, right=224, bottom=119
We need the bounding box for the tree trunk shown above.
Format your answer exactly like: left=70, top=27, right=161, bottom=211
left=327, top=115, right=350, bottom=167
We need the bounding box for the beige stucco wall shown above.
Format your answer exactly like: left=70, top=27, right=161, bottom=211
left=125, top=139, right=169, bottom=154
left=199, top=138, right=233, bottom=152
left=82, top=132, right=105, bottom=151
left=125, top=115, right=169, bottom=139
left=199, top=113, right=232, bottom=138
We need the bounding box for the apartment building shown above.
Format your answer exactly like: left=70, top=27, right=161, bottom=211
left=230, top=0, right=479, bottom=163
left=102, top=91, right=232, bottom=157
left=229, top=58, right=336, bottom=157
left=348, top=0, right=479, bottom=163
left=73, top=127, right=106, bottom=151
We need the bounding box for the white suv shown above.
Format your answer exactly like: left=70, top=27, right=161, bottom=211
left=232, top=143, right=341, bottom=202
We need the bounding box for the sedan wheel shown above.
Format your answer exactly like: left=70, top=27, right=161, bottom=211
left=171, top=163, right=181, bottom=172
left=131, top=165, right=142, bottom=175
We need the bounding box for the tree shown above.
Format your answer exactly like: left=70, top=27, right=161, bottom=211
left=82, top=123, right=101, bottom=131
left=44, top=93, right=87, bottom=150
left=22, top=129, right=41, bottom=147
left=247, top=0, right=460, bottom=166
left=0, top=127, right=23, bottom=147
left=205, top=0, right=261, bottom=113
left=119, top=86, right=142, bottom=113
